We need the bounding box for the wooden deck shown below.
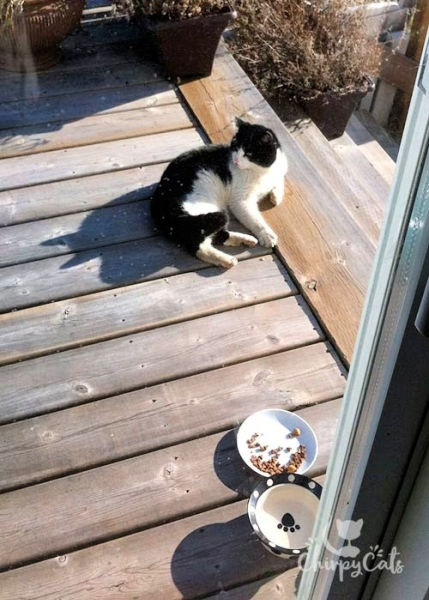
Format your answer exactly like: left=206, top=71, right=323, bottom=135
left=0, top=13, right=392, bottom=599
left=179, top=49, right=393, bottom=364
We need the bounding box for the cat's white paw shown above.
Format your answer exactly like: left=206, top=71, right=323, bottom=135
left=241, top=234, right=258, bottom=247
left=223, top=256, right=238, bottom=269
left=258, top=229, right=278, bottom=248
left=224, top=232, right=258, bottom=248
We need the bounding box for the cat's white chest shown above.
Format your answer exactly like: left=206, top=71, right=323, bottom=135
left=232, top=148, right=288, bottom=201
left=258, top=149, right=288, bottom=194
left=182, top=169, right=230, bottom=216
left=181, top=148, right=288, bottom=217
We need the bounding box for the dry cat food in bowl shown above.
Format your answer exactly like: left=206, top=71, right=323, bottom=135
left=236, top=409, right=318, bottom=476
left=248, top=473, right=322, bottom=557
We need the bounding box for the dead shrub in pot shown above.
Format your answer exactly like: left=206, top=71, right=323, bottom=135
left=229, top=0, right=381, bottom=139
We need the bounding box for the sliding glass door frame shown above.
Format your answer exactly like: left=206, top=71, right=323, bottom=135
left=298, top=31, right=429, bottom=600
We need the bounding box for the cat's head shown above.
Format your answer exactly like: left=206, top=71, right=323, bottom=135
left=230, top=118, right=280, bottom=170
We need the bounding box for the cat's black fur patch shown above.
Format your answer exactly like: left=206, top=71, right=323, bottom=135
left=151, top=145, right=232, bottom=254
left=232, top=118, right=280, bottom=168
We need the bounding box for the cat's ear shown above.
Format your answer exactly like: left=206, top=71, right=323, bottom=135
left=235, top=116, right=246, bottom=130
left=261, top=130, right=274, bottom=143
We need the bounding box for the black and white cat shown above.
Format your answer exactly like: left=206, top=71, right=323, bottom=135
left=150, top=118, right=288, bottom=269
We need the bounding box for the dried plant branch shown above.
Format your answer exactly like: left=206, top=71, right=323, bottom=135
left=229, top=0, right=382, bottom=100
left=0, top=0, right=24, bottom=25
left=113, top=0, right=232, bottom=20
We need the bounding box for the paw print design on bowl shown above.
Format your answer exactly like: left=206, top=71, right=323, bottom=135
left=277, top=512, right=301, bottom=533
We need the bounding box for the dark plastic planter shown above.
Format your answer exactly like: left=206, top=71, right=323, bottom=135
left=139, top=10, right=235, bottom=80
left=299, top=79, right=374, bottom=140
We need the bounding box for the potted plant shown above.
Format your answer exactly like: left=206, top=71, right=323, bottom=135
left=113, top=0, right=236, bottom=79
left=0, top=0, right=85, bottom=72
left=230, top=0, right=381, bottom=139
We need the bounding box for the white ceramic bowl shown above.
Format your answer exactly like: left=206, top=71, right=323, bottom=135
left=248, top=473, right=322, bottom=557
left=237, top=408, right=318, bottom=477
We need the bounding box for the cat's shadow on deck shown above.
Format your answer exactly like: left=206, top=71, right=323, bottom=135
left=40, top=190, right=247, bottom=286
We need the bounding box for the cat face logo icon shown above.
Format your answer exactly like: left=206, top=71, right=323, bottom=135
left=335, top=518, right=363, bottom=558
left=321, top=518, right=363, bottom=557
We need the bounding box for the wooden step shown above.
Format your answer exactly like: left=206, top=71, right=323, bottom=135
left=0, top=342, right=344, bottom=490
left=350, top=111, right=399, bottom=165
left=0, top=399, right=338, bottom=569
left=280, top=106, right=387, bottom=246
left=330, top=113, right=396, bottom=192
left=329, top=130, right=393, bottom=207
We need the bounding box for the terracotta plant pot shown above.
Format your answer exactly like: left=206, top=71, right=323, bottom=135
left=140, top=10, right=235, bottom=80
left=300, top=79, right=374, bottom=140
left=0, top=0, right=85, bottom=72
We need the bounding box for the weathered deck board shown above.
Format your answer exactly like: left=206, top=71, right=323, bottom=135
left=0, top=128, right=201, bottom=191
left=280, top=108, right=386, bottom=246
left=0, top=342, right=344, bottom=490
left=0, top=103, right=192, bottom=158
left=0, top=80, right=176, bottom=129
left=0, top=21, right=353, bottom=599
left=0, top=399, right=338, bottom=569
left=0, top=41, right=139, bottom=83
left=0, top=237, right=267, bottom=313
left=348, top=112, right=398, bottom=171
left=62, top=19, right=141, bottom=48
left=0, top=59, right=160, bottom=103
left=0, top=296, right=322, bottom=423
left=0, top=163, right=167, bottom=226
left=329, top=127, right=394, bottom=200
left=180, top=47, right=378, bottom=364
left=0, top=201, right=153, bottom=267
left=0, top=256, right=294, bottom=362
left=205, top=568, right=301, bottom=599
left=0, top=500, right=292, bottom=599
